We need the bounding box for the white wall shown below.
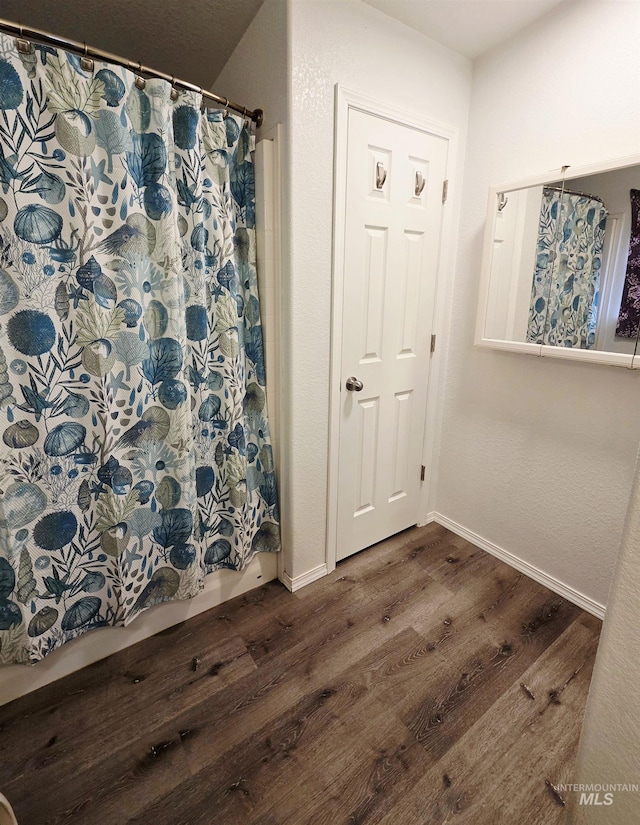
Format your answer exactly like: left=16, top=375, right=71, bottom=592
left=214, top=0, right=289, bottom=136
left=285, top=0, right=471, bottom=578
left=570, top=450, right=640, bottom=824
left=436, top=0, right=640, bottom=610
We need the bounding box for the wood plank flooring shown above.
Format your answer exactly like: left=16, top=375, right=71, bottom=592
left=0, top=524, right=601, bottom=825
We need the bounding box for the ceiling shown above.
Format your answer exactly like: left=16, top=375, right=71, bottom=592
left=0, top=0, right=570, bottom=94
left=361, top=0, right=569, bottom=59
left=0, top=0, right=265, bottom=90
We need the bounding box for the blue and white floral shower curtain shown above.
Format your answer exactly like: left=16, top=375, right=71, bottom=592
left=527, top=187, right=608, bottom=349
left=0, top=35, right=279, bottom=664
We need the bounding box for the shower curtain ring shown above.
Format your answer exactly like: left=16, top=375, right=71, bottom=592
left=16, top=23, right=32, bottom=54
left=81, top=42, right=94, bottom=72
left=135, top=62, right=146, bottom=90
left=170, top=75, right=179, bottom=101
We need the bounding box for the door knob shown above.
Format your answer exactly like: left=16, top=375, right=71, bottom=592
left=345, top=376, right=364, bottom=392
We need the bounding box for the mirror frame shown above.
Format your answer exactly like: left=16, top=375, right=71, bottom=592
left=475, top=153, right=640, bottom=368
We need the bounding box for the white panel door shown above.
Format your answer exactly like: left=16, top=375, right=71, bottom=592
left=336, top=109, right=447, bottom=562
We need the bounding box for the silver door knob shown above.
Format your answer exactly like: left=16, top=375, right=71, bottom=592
left=345, top=376, right=364, bottom=392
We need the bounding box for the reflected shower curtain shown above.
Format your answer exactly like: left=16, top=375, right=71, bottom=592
left=0, top=36, right=279, bottom=664
left=615, top=189, right=640, bottom=337
left=527, top=188, right=607, bottom=348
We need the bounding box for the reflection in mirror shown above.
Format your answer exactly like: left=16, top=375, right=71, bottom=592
left=528, top=183, right=607, bottom=349
left=612, top=186, right=640, bottom=359
left=482, top=162, right=640, bottom=358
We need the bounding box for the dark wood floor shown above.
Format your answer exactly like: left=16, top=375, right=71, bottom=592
left=0, top=524, right=600, bottom=825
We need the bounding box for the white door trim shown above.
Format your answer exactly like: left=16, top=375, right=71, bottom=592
left=326, top=85, right=459, bottom=574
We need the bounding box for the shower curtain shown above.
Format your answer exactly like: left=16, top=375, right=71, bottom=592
left=0, top=35, right=279, bottom=664
left=615, top=189, right=640, bottom=338
left=527, top=187, right=608, bottom=348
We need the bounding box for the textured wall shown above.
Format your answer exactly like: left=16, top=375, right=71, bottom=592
left=214, top=0, right=289, bottom=135
left=570, top=451, right=640, bottom=823
left=285, top=0, right=471, bottom=578
left=436, top=0, right=640, bottom=609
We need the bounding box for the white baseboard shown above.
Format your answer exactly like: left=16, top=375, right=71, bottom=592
left=433, top=513, right=606, bottom=620
left=0, top=553, right=279, bottom=706
left=280, top=563, right=328, bottom=592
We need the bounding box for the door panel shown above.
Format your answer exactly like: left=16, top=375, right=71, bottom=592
left=336, top=109, right=447, bottom=562
left=399, top=229, right=424, bottom=355
left=389, top=388, right=413, bottom=502
left=362, top=225, right=387, bottom=360
left=354, top=394, right=379, bottom=515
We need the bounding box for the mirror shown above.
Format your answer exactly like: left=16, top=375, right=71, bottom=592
left=476, top=154, right=640, bottom=368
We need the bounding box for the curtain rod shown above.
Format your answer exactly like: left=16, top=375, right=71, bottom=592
left=544, top=185, right=605, bottom=205
left=0, top=17, right=264, bottom=128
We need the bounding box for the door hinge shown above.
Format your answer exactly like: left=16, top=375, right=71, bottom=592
left=430, top=334, right=436, bottom=354
left=442, top=179, right=448, bottom=204
left=420, top=465, right=426, bottom=482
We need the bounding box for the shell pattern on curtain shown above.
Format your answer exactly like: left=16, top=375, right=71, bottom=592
left=527, top=187, right=608, bottom=349
left=0, top=36, right=279, bottom=664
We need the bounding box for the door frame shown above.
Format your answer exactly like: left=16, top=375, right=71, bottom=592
left=326, top=85, right=459, bottom=573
